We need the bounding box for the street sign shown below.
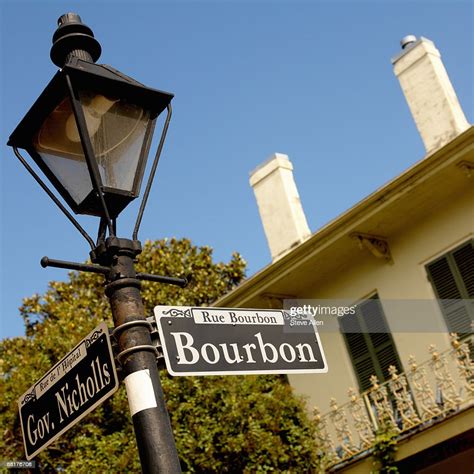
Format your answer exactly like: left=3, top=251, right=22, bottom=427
left=18, top=322, right=119, bottom=460
left=154, top=306, right=328, bottom=376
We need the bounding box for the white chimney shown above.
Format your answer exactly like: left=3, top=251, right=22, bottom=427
left=249, top=153, right=310, bottom=261
left=392, top=36, right=469, bottom=153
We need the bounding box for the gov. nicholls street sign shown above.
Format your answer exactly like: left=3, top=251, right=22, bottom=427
left=18, top=322, right=119, bottom=460
left=154, top=306, right=328, bottom=376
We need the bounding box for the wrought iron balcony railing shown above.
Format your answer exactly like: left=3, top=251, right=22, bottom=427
left=312, top=333, right=474, bottom=470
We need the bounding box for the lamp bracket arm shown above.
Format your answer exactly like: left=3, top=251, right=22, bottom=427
left=136, top=272, right=188, bottom=288
left=40, top=256, right=110, bottom=275
left=12, top=147, right=96, bottom=250
left=40, top=255, right=188, bottom=288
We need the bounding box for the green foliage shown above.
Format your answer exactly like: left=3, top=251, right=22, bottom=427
left=164, top=374, right=318, bottom=472
left=0, top=238, right=318, bottom=472
left=371, top=426, right=399, bottom=474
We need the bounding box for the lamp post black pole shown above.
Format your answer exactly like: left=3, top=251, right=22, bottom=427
left=92, top=237, right=182, bottom=473
left=9, top=11, right=184, bottom=470
left=49, top=14, right=182, bottom=473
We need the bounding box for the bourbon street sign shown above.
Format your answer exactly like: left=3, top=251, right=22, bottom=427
left=18, top=322, right=119, bottom=460
left=154, top=306, right=328, bottom=376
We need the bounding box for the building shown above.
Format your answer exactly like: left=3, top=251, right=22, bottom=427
left=215, top=36, right=473, bottom=472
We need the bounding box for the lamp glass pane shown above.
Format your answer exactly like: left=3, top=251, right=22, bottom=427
left=34, top=96, right=92, bottom=204
left=79, top=90, right=151, bottom=194
left=33, top=92, right=151, bottom=206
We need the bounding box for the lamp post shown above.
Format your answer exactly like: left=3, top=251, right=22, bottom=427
left=7, top=13, right=183, bottom=473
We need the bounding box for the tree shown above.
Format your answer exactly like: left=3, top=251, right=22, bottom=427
left=0, top=238, right=318, bottom=472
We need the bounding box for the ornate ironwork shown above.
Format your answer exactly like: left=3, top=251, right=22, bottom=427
left=85, top=328, right=102, bottom=348
left=387, top=365, right=420, bottom=429
left=429, top=344, right=461, bottom=410
left=313, top=406, right=338, bottom=465
left=450, top=333, right=474, bottom=398
left=328, top=398, right=358, bottom=458
left=162, top=308, right=192, bottom=318
left=21, top=390, right=36, bottom=405
left=407, top=355, right=441, bottom=421
left=315, top=336, right=474, bottom=469
left=348, top=387, right=375, bottom=449
left=369, top=375, right=399, bottom=431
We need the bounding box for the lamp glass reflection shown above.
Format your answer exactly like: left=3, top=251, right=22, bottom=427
left=33, top=91, right=151, bottom=206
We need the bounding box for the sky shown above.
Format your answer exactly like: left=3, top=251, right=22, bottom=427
left=1, top=0, right=472, bottom=339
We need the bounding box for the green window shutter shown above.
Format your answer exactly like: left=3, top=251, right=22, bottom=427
left=452, top=241, right=474, bottom=298
left=340, top=313, right=374, bottom=392
left=426, top=239, right=474, bottom=337
left=340, top=296, right=402, bottom=392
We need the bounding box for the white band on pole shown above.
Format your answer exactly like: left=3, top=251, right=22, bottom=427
left=124, top=369, right=158, bottom=416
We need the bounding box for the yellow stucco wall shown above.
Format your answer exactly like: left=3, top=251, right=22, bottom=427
left=289, top=185, right=473, bottom=412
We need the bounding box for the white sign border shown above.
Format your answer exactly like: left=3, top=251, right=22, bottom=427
left=155, top=306, right=328, bottom=376
left=18, top=321, right=119, bottom=461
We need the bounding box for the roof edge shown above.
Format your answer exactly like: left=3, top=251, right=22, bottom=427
left=215, top=126, right=474, bottom=307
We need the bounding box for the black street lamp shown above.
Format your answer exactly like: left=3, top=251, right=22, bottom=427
left=8, top=13, right=183, bottom=473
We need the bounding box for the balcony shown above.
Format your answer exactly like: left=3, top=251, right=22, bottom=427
left=313, top=333, right=474, bottom=472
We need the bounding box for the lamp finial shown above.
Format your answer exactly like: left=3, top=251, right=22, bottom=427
left=50, top=12, right=101, bottom=67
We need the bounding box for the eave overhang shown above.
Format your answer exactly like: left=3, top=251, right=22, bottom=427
left=215, top=126, right=474, bottom=308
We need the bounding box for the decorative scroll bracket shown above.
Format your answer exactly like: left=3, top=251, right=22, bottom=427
left=350, top=232, right=393, bottom=264
left=456, top=160, right=474, bottom=178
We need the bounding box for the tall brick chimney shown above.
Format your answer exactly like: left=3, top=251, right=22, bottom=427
left=392, top=36, right=469, bottom=153
left=249, top=153, right=310, bottom=261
